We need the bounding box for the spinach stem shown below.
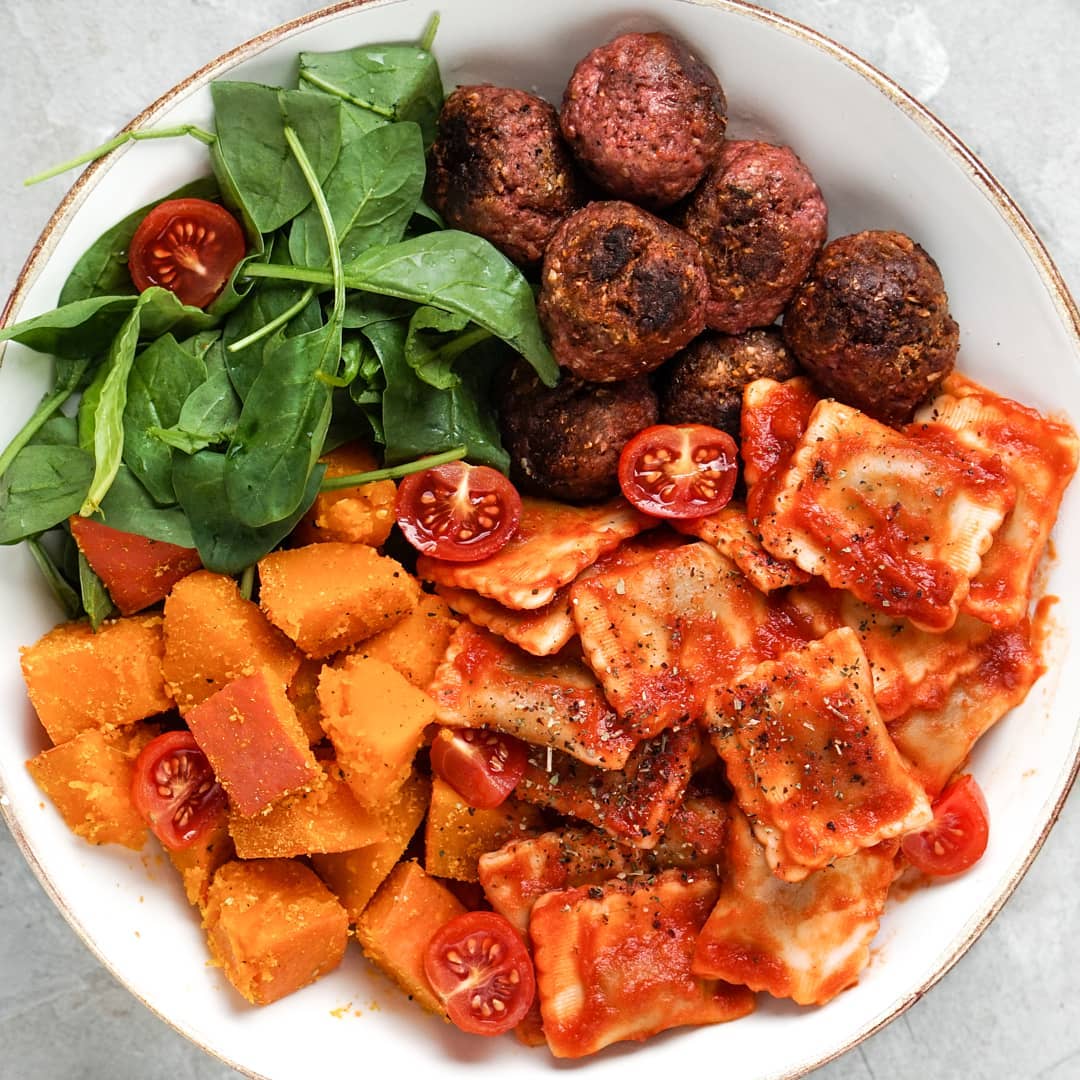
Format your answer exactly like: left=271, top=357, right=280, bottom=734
left=238, top=564, right=256, bottom=601
left=320, top=445, right=467, bottom=490
left=27, top=538, right=83, bottom=620
left=25, top=124, right=216, bottom=186
left=428, top=325, right=492, bottom=367
left=419, top=12, right=441, bottom=52
left=318, top=338, right=363, bottom=388
left=226, top=286, right=317, bottom=353
left=297, top=70, right=396, bottom=120
left=243, top=263, right=334, bottom=287
left=0, top=359, right=88, bottom=481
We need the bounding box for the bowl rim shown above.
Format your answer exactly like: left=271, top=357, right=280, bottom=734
left=1, top=1, right=1078, bottom=1077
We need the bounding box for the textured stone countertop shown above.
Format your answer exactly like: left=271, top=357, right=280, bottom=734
left=1, top=1, right=1078, bottom=1077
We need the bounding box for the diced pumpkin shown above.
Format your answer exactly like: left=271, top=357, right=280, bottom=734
left=203, top=859, right=348, bottom=1005
left=317, top=655, right=436, bottom=810
left=186, top=669, right=320, bottom=816
left=229, top=763, right=386, bottom=859
left=258, top=542, right=420, bottom=659
left=425, top=777, right=544, bottom=882
left=104, top=720, right=164, bottom=760
left=26, top=728, right=147, bottom=849
left=287, top=657, right=329, bottom=745
left=311, top=773, right=430, bottom=922
left=20, top=615, right=171, bottom=745
left=290, top=442, right=396, bottom=547
left=357, top=593, right=459, bottom=690
left=353, top=860, right=466, bottom=1016
left=69, top=515, right=202, bottom=615
left=167, top=813, right=234, bottom=909
left=163, top=571, right=301, bottom=713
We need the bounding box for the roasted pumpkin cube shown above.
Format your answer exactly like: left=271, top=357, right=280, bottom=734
left=317, top=655, right=435, bottom=810
left=203, top=859, right=348, bottom=1005
left=163, top=571, right=301, bottom=713
left=186, top=669, right=320, bottom=816
left=287, top=657, right=329, bottom=745
left=425, top=777, right=544, bottom=882
left=258, top=542, right=420, bottom=659
left=26, top=728, right=147, bottom=849
left=290, top=442, right=396, bottom=547
left=20, top=615, right=171, bottom=746
left=354, top=859, right=466, bottom=1016
left=357, top=593, right=459, bottom=690
left=311, top=773, right=430, bottom=922
left=167, top=814, right=234, bottom=909
left=229, top=763, right=386, bottom=859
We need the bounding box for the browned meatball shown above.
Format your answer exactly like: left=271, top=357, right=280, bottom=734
left=426, top=84, right=587, bottom=266
left=659, top=328, right=798, bottom=438
left=538, top=201, right=710, bottom=382
left=499, top=361, right=658, bottom=502
left=783, top=231, right=959, bottom=425
left=560, top=32, right=727, bottom=207
left=679, top=141, right=828, bottom=334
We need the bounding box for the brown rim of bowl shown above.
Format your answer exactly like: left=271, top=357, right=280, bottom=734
left=1, top=1, right=1078, bottom=1077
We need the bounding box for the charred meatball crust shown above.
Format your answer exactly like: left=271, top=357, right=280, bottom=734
left=560, top=32, right=727, bottom=207
left=499, top=362, right=658, bottom=502
left=783, top=230, right=960, bottom=425
left=679, top=140, right=828, bottom=334
left=426, top=84, right=587, bottom=266
left=660, top=328, right=798, bottom=438
left=539, top=201, right=710, bottom=382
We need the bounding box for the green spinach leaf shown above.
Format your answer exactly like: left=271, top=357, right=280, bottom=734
left=0, top=444, right=94, bottom=544
left=93, top=466, right=196, bottom=548
left=404, top=305, right=493, bottom=390
left=152, top=338, right=242, bottom=453
left=78, top=552, right=115, bottom=629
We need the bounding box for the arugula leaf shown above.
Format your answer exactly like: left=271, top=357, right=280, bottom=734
left=78, top=551, right=115, bottom=630
left=0, top=445, right=94, bottom=544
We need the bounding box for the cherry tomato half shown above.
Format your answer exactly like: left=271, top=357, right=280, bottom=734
left=424, top=911, right=536, bottom=1036
left=131, top=730, right=227, bottom=851
left=430, top=728, right=528, bottom=809
left=617, top=423, right=738, bottom=519
left=128, top=197, right=246, bottom=309
left=395, top=462, right=522, bottom=562
left=901, top=774, right=990, bottom=877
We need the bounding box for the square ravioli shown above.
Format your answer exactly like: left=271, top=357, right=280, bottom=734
left=754, top=398, right=1016, bottom=631
left=708, top=627, right=932, bottom=881
left=913, top=374, right=1079, bottom=627
left=530, top=869, right=756, bottom=1058
left=692, top=807, right=898, bottom=1005
left=416, top=496, right=651, bottom=610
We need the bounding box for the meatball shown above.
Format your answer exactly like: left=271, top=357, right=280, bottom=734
left=426, top=84, right=587, bottom=266
left=783, top=230, right=959, bottom=425
left=538, top=201, right=710, bottom=382
left=499, top=361, right=658, bottom=502
left=660, top=328, right=798, bottom=438
left=560, top=32, right=727, bottom=207
left=679, top=141, right=828, bottom=334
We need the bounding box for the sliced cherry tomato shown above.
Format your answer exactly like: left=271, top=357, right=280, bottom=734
left=430, top=727, right=528, bottom=809
left=424, top=911, right=536, bottom=1036
left=617, top=423, right=738, bottom=519
left=131, top=730, right=227, bottom=851
left=901, top=774, right=990, bottom=876
left=395, top=461, right=522, bottom=562
left=128, top=197, right=246, bottom=308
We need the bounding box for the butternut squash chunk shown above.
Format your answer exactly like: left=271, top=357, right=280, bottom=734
left=357, top=593, right=458, bottom=690
left=167, top=815, right=234, bottom=909
left=286, top=657, right=329, bottom=745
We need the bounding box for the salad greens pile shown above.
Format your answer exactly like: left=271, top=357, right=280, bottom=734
left=0, top=20, right=557, bottom=618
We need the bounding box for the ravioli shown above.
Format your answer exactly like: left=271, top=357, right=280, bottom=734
left=416, top=496, right=652, bottom=610
left=740, top=376, right=820, bottom=490
left=755, top=399, right=1016, bottom=631
left=913, top=374, right=1079, bottom=627
left=708, top=627, right=932, bottom=881
left=531, top=869, right=756, bottom=1058
left=692, top=806, right=897, bottom=1005
left=428, top=622, right=637, bottom=769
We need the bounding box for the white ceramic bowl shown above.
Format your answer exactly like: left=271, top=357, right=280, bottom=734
left=1, top=2, right=1078, bottom=1078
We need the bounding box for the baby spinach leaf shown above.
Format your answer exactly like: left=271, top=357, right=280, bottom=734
left=342, top=292, right=412, bottom=329
left=135, top=286, right=219, bottom=340
left=27, top=537, right=83, bottom=620
left=33, top=416, right=79, bottom=447
left=0, top=444, right=94, bottom=544
left=210, top=81, right=343, bottom=235
left=152, top=339, right=242, bottom=453
left=78, top=552, right=115, bottom=630
left=405, top=306, right=493, bottom=390
left=94, top=466, right=196, bottom=548
left=298, top=44, right=443, bottom=146
left=289, top=118, right=425, bottom=269
left=77, top=362, right=109, bottom=451
left=174, top=450, right=324, bottom=574
left=0, top=294, right=138, bottom=359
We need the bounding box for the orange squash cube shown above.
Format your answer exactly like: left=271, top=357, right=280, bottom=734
left=317, top=655, right=436, bottom=810
left=357, top=593, right=459, bottom=690
left=290, top=442, right=396, bottom=548
left=203, top=859, right=348, bottom=1005
left=167, top=814, right=234, bottom=909
left=229, top=763, right=386, bottom=859
left=311, top=773, right=430, bottom=922
left=162, top=571, right=301, bottom=713
left=186, top=670, right=319, bottom=816
left=20, top=615, right=171, bottom=745
left=258, top=543, right=420, bottom=659
left=26, top=728, right=147, bottom=849
left=354, top=860, right=466, bottom=1016
left=286, top=657, right=329, bottom=745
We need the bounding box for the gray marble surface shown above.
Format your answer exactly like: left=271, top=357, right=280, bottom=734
left=1, top=1, right=1078, bottom=1077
